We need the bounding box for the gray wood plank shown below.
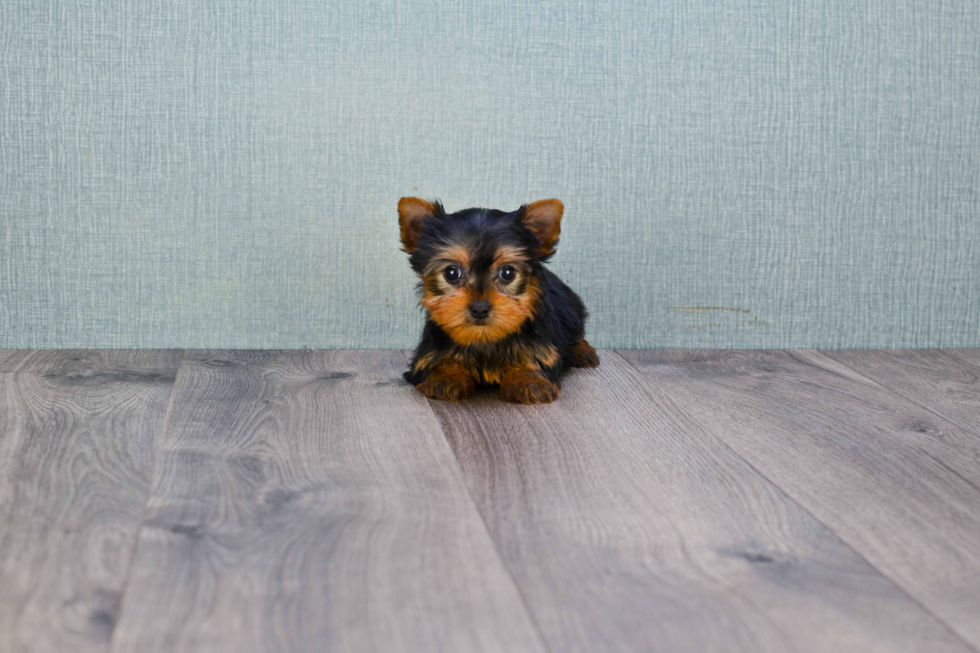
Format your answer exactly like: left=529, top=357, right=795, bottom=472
left=425, top=351, right=971, bottom=653
left=0, top=349, right=168, bottom=373
left=620, top=348, right=980, bottom=648
left=820, top=349, right=980, bottom=437
left=110, top=350, right=546, bottom=653
left=0, top=350, right=32, bottom=372
left=948, top=349, right=980, bottom=370
left=0, top=350, right=181, bottom=653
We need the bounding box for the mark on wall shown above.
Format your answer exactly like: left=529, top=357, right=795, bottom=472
left=669, top=306, right=751, bottom=314
left=668, top=306, right=766, bottom=329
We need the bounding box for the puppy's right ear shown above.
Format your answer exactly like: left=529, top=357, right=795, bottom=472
left=398, top=197, right=436, bottom=253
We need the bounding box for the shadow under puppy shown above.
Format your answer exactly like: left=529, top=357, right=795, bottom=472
left=399, top=197, right=599, bottom=404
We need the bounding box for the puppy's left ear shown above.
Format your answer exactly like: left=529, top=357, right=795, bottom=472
left=398, top=197, right=436, bottom=253
left=522, top=199, right=563, bottom=256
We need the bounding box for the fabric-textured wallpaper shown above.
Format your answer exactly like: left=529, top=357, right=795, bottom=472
left=2, top=0, right=978, bottom=349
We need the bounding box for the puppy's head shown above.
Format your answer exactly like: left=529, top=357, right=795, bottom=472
left=398, top=197, right=563, bottom=346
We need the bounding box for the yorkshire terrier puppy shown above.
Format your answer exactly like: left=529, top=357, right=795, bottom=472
left=399, top=197, right=599, bottom=404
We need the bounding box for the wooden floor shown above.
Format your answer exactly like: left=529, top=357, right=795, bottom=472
left=2, top=350, right=979, bottom=653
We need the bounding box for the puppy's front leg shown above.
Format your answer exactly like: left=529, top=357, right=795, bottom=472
left=416, top=360, right=477, bottom=401
left=499, top=367, right=560, bottom=404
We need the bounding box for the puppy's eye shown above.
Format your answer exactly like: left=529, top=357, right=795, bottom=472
left=443, top=266, right=462, bottom=284
left=498, top=265, right=517, bottom=283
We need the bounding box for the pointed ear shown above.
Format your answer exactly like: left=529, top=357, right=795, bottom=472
left=398, top=197, right=436, bottom=253
left=522, top=199, right=563, bottom=256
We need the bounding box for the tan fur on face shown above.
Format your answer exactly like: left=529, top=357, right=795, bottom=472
left=422, top=245, right=472, bottom=275
left=493, top=245, right=528, bottom=265
left=419, top=243, right=539, bottom=346
left=422, top=245, right=473, bottom=295
left=422, top=282, right=539, bottom=346
left=420, top=276, right=540, bottom=347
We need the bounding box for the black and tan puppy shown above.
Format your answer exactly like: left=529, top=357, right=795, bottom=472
left=399, top=197, right=598, bottom=404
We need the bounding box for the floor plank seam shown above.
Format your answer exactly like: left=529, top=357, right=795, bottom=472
left=946, top=350, right=980, bottom=373
left=402, top=350, right=557, bottom=653
left=106, top=348, right=186, bottom=653
left=802, top=350, right=980, bottom=440
left=611, top=349, right=980, bottom=653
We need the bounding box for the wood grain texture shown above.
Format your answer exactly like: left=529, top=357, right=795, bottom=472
left=821, top=349, right=980, bottom=437
left=424, top=351, right=970, bottom=653
left=948, top=349, right=980, bottom=370
left=109, top=350, right=546, bottom=653
left=0, top=350, right=33, bottom=372
left=620, top=349, right=980, bottom=648
left=0, top=350, right=181, bottom=653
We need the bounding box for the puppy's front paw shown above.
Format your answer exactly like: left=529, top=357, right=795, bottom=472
left=500, top=369, right=560, bottom=404
left=416, top=370, right=475, bottom=401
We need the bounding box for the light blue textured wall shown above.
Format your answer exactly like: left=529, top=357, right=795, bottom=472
left=1, top=0, right=978, bottom=349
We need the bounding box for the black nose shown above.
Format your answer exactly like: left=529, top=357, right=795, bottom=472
left=469, top=300, right=491, bottom=320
